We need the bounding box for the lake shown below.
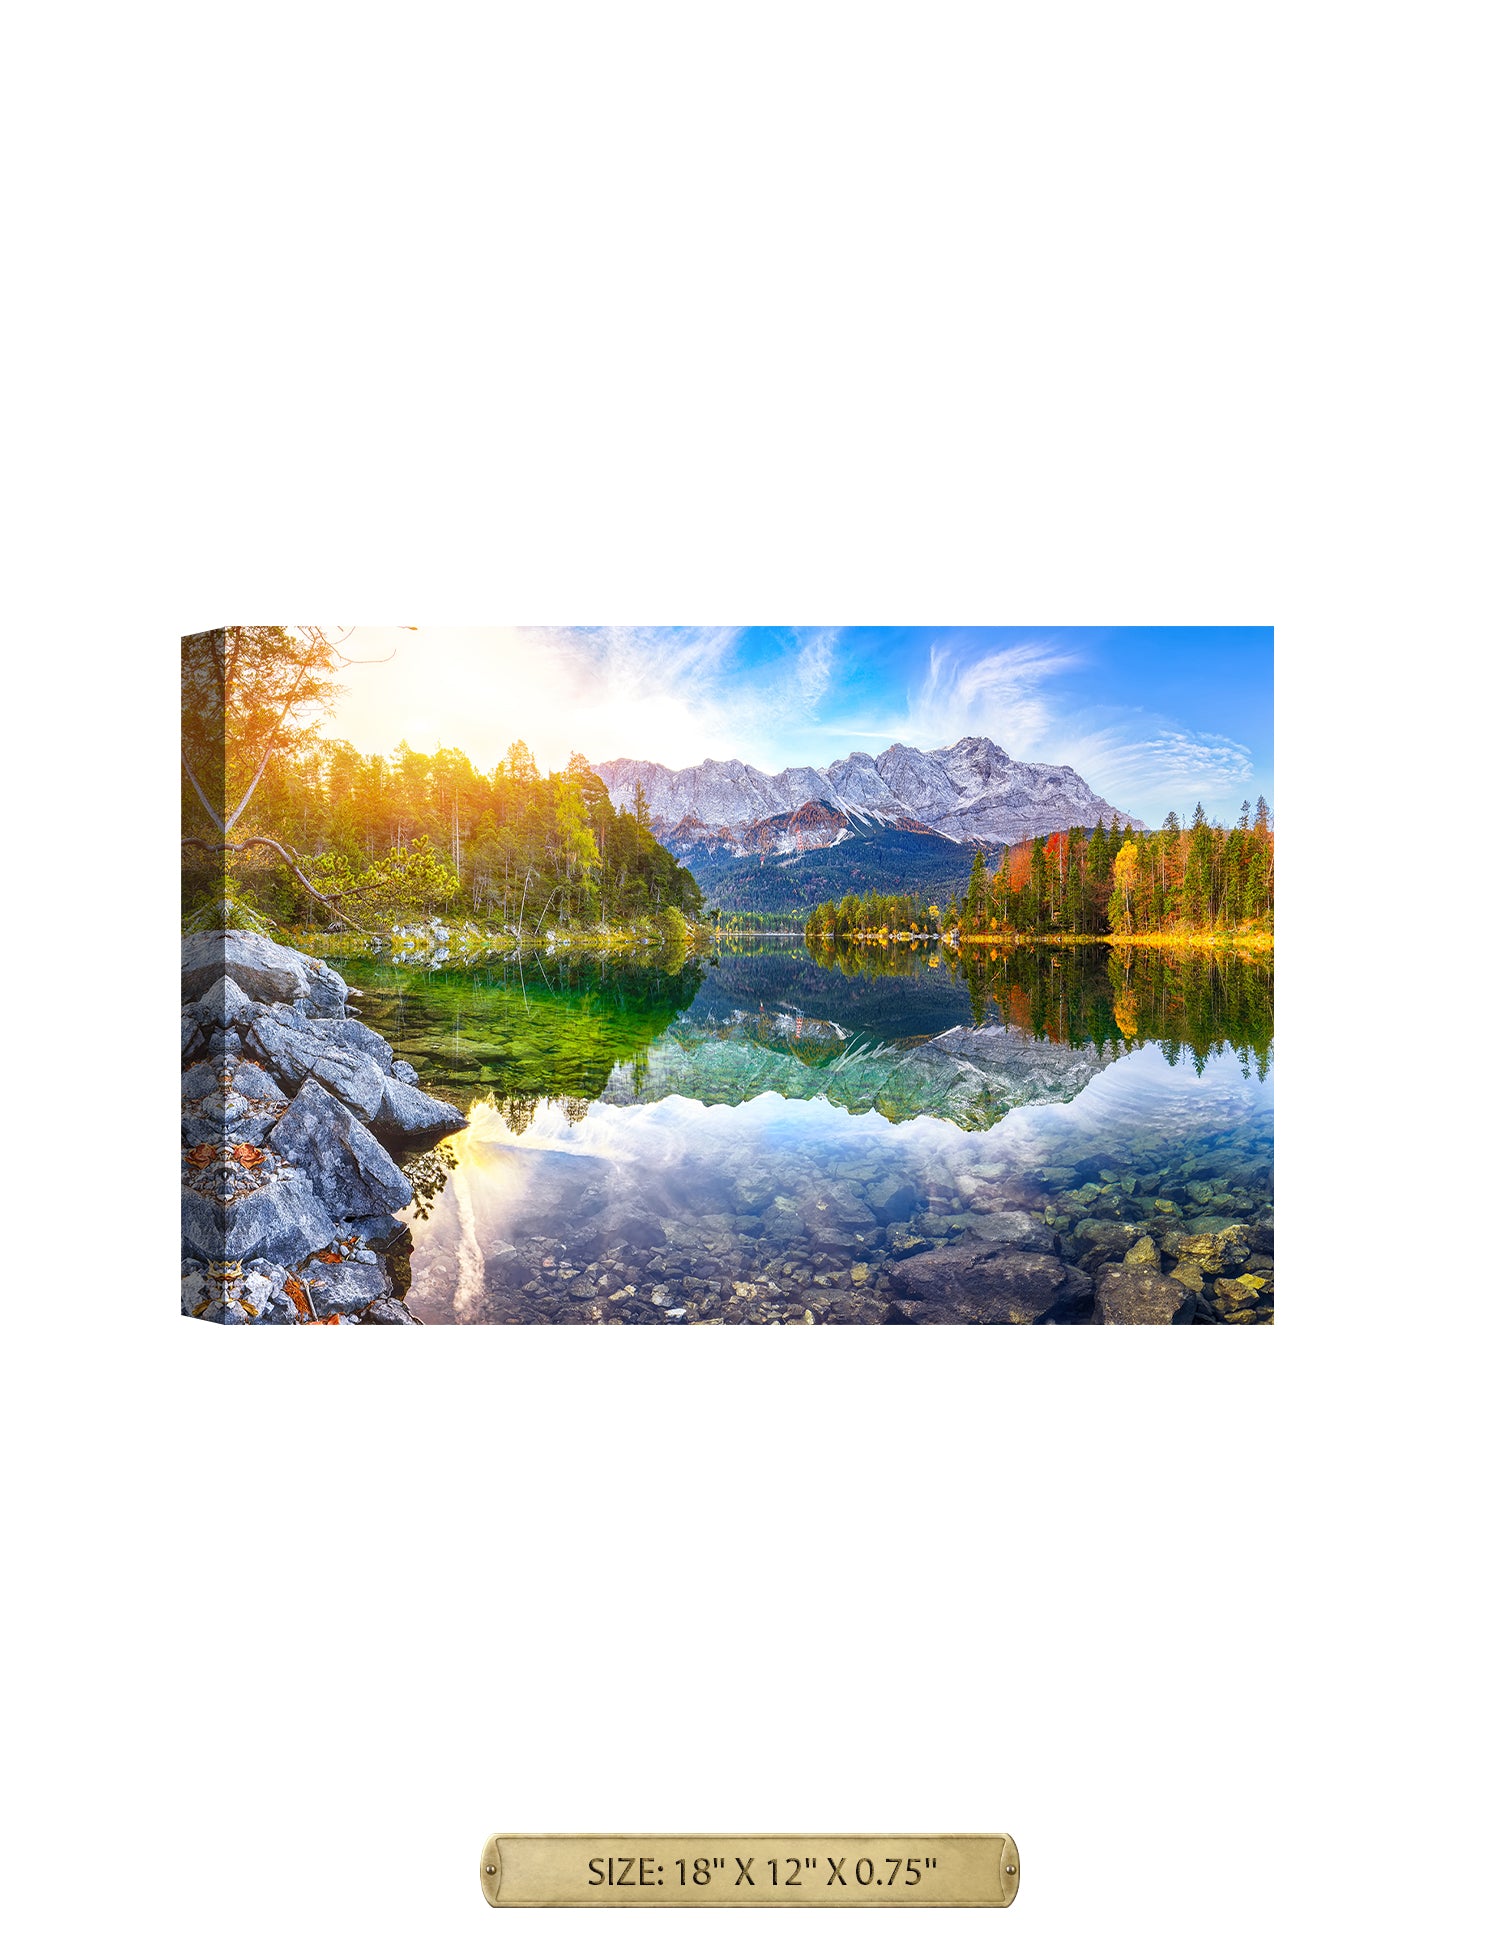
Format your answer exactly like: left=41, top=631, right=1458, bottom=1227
left=328, top=940, right=1274, bottom=1325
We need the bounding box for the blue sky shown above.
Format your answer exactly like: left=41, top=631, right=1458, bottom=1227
left=331, top=625, right=1272, bottom=826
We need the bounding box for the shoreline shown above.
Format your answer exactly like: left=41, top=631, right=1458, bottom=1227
left=181, top=930, right=468, bottom=1325
left=292, top=921, right=704, bottom=959
left=292, top=922, right=1273, bottom=959
left=804, top=930, right=1274, bottom=952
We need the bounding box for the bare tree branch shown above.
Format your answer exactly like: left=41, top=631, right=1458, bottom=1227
left=224, top=634, right=333, bottom=832
left=183, top=835, right=361, bottom=929
left=182, top=753, right=226, bottom=834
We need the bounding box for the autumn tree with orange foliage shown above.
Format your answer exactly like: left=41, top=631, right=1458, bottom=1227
left=807, top=806, right=1272, bottom=942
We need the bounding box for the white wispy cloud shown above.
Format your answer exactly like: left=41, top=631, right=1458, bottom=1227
left=901, top=636, right=1084, bottom=754
left=326, top=624, right=758, bottom=775
left=327, top=625, right=1265, bottom=817
left=1047, top=720, right=1255, bottom=817
left=537, top=625, right=843, bottom=771
left=790, top=630, right=836, bottom=712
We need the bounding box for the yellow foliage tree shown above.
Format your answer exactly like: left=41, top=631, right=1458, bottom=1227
left=1110, top=841, right=1140, bottom=934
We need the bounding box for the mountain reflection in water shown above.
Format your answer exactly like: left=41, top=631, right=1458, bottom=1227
left=330, top=942, right=1273, bottom=1326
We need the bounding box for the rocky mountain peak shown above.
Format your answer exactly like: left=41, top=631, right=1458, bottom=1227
left=592, top=736, right=1136, bottom=852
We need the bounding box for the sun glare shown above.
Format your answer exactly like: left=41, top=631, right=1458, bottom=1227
left=328, top=626, right=738, bottom=774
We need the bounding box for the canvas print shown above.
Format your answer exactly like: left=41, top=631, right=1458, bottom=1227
left=181, top=626, right=1273, bottom=1326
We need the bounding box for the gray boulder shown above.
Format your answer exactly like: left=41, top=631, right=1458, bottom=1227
left=866, top=1173, right=917, bottom=1225
left=1092, top=1264, right=1195, bottom=1325
left=886, top=1246, right=1092, bottom=1323
left=298, top=957, right=349, bottom=1019
left=182, top=1152, right=335, bottom=1266
left=797, top=1184, right=876, bottom=1245
left=367, top=1073, right=467, bottom=1147
left=182, top=929, right=312, bottom=1006
left=188, top=973, right=260, bottom=1030
left=760, top=1197, right=806, bottom=1243
left=1161, top=1223, right=1251, bottom=1278
left=181, top=1061, right=220, bottom=1107
left=182, top=1059, right=290, bottom=1146
left=269, top=1079, right=414, bottom=1217
left=182, top=1251, right=412, bottom=1324
left=314, top=1017, right=396, bottom=1073
left=348, top=1213, right=410, bottom=1250
left=961, top=1209, right=1058, bottom=1255
left=730, top=1171, right=777, bottom=1213
left=360, top=1291, right=420, bottom=1325
left=298, top=1256, right=392, bottom=1316
left=1073, top=1218, right=1145, bottom=1273
left=601, top=1208, right=668, bottom=1250
left=182, top=1257, right=305, bottom=1324
left=246, top=1009, right=388, bottom=1120
left=239, top=1259, right=302, bottom=1323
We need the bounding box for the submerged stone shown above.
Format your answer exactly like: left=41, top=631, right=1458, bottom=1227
left=886, top=1247, right=1092, bottom=1324
left=865, top=1174, right=917, bottom=1225
left=1091, top=1264, right=1195, bottom=1325
left=961, top=1209, right=1058, bottom=1255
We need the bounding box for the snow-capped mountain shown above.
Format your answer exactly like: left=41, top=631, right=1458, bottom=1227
left=593, top=735, right=1136, bottom=852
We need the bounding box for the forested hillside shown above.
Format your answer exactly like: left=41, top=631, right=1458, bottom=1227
left=686, top=819, right=984, bottom=914
left=807, top=803, right=1273, bottom=940
left=245, top=738, right=702, bottom=931
left=182, top=627, right=701, bottom=934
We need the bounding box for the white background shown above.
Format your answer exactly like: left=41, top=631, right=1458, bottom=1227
left=4, top=3, right=1491, bottom=1946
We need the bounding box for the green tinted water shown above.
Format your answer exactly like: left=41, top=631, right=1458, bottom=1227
left=330, top=942, right=1273, bottom=1325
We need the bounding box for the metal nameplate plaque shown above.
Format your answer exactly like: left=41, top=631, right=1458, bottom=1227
left=479, top=1834, right=1020, bottom=1907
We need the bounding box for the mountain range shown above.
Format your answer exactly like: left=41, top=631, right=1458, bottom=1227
left=595, top=735, right=1132, bottom=846
left=591, top=736, right=1137, bottom=911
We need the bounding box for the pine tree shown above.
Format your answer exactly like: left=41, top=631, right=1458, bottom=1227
left=1222, top=826, right=1244, bottom=926
left=992, top=846, right=1011, bottom=930
left=1064, top=829, right=1085, bottom=931
left=1086, top=819, right=1109, bottom=930
left=963, top=847, right=989, bottom=929
left=1029, top=836, right=1048, bottom=931
left=1185, top=804, right=1214, bottom=928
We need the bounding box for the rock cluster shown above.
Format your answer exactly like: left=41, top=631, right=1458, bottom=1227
left=180, top=930, right=466, bottom=1325
left=408, top=1122, right=1272, bottom=1327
